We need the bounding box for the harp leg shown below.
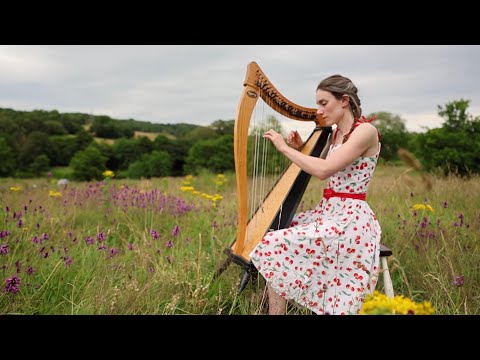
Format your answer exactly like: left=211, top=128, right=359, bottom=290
left=238, top=262, right=261, bottom=293
left=212, top=255, right=232, bottom=281
left=238, top=269, right=251, bottom=294
left=250, top=266, right=261, bottom=289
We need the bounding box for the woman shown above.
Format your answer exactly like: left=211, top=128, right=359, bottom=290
left=249, top=74, right=382, bottom=315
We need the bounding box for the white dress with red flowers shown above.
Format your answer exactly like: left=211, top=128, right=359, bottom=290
left=250, top=142, right=382, bottom=315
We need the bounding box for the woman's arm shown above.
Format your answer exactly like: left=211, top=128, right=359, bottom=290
left=264, top=123, right=378, bottom=180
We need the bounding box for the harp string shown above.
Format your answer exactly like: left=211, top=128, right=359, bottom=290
left=248, top=96, right=292, bottom=237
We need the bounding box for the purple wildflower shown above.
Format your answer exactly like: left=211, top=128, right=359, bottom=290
left=147, top=267, right=155, bottom=273
left=32, top=236, right=42, bottom=244
left=442, top=201, right=448, bottom=208
left=0, top=244, right=8, bottom=255
left=26, top=266, right=35, bottom=276
left=64, top=256, right=73, bottom=267
left=5, top=275, right=21, bottom=294
left=85, top=236, right=94, bottom=245
left=452, top=275, right=464, bottom=287
left=171, top=225, right=180, bottom=237
left=128, top=243, right=134, bottom=250
left=165, top=240, right=174, bottom=248
left=150, top=230, right=160, bottom=240
left=108, top=248, right=120, bottom=258
left=96, top=232, right=106, bottom=242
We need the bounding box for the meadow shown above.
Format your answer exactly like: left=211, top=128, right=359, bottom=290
left=0, top=166, right=478, bottom=315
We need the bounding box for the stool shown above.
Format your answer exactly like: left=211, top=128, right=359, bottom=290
left=379, top=243, right=394, bottom=298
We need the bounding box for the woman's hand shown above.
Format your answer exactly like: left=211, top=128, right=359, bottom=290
left=287, top=130, right=304, bottom=150
left=263, top=129, right=289, bottom=153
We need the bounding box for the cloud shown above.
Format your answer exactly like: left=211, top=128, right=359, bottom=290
left=0, top=45, right=479, bottom=132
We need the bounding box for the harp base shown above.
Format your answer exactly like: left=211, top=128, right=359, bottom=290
left=212, top=248, right=262, bottom=294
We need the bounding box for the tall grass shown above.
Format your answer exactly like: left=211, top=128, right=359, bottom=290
left=0, top=166, right=478, bottom=314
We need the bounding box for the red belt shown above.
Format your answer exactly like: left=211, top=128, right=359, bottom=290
left=323, top=188, right=366, bottom=201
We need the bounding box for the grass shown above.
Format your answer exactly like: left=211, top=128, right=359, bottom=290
left=0, top=165, right=478, bottom=314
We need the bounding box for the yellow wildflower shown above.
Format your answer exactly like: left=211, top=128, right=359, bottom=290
left=359, top=291, right=435, bottom=315
left=103, top=170, right=115, bottom=178
left=49, top=190, right=62, bottom=197
left=411, top=204, right=434, bottom=212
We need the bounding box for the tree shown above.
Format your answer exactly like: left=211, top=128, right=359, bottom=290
left=210, top=119, right=235, bottom=136
left=0, top=137, right=16, bottom=176
left=438, top=98, right=472, bottom=129
left=30, top=154, right=50, bottom=176
left=70, top=145, right=107, bottom=181
left=413, top=99, right=480, bottom=176
left=184, top=135, right=234, bottom=174
left=366, top=111, right=409, bottom=162
left=127, top=151, right=172, bottom=179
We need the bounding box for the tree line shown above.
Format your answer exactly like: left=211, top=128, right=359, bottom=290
left=0, top=99, right=478, bottom=180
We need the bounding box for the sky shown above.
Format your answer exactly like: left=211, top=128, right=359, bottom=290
left=1, top=45, right=479, bottom=137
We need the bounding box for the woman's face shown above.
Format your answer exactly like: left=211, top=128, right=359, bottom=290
left=315, top=89, right=348, bottom=126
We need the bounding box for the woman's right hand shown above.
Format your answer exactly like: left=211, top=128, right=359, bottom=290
left=287, top=130, right=304, bottom=150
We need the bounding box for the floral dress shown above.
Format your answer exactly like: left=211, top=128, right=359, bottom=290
left=250, top=142, right=382, bottom=315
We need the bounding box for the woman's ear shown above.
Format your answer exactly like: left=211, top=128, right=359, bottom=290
left=341, top=95, right=350, bottom=108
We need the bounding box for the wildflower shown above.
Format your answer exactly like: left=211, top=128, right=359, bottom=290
left=150, top=229, right=160, bottom=240
left=359, top=291, right=435, bottom=315
left=452, top=275, right=464, bottom=287
left=0, top=244, right=8, bottom=255
left=108, top=248, right=120, bottom=258
left=5, top=275, right=21, bottom=294
left=85, top=236, right=95, bottom=245
left=10, top=186, right=21, bottom=192
left=442, top=201, right=448, bottom=208
left=171, top=225, right=180, bottom=237
left=26, top=266, right=35, bottom=276
left=64, top=256, right=73, bottom=267
left=165, top=240, right=174, bottom=248
left=128, top=243, right=134, bottom=250
left=103, top=170, right=115, bottom=178
left=411, top=204, right=434, bottom=212
left=180, top=186, right=195, bottom=192
left=49, top=190, right=62, bottom=197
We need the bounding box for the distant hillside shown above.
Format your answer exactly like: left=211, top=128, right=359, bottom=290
left=0, top=107, right=200, bottom=140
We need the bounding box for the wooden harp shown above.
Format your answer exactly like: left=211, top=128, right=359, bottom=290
left=214, top=61, right=332, bottom=291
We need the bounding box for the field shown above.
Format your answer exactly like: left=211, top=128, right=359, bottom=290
left=0, top=166, right=478, bottom=315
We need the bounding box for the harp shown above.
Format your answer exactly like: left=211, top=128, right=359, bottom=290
left=214, top=61, right=332, bottom=291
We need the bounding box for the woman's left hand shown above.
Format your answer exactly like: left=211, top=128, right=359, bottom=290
left=263, top=129, right=288, bottom=153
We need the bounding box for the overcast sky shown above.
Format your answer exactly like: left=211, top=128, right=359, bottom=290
left=1, top=45, right=479, bottom=134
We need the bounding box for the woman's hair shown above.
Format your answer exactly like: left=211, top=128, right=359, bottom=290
left=317, top=75, right=362, bottom=119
